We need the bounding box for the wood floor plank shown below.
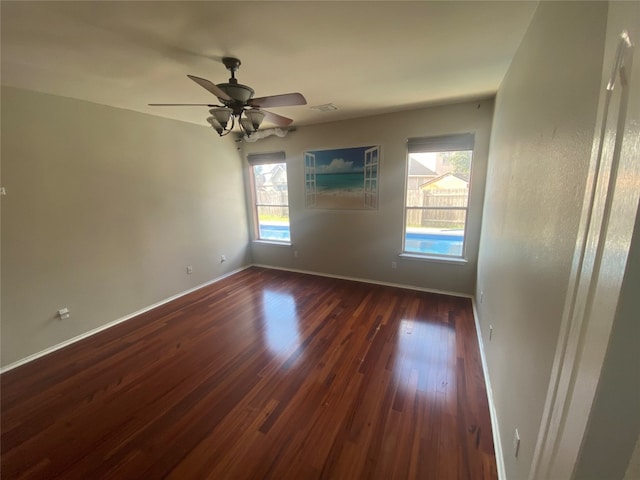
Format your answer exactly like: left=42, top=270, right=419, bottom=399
left=1, top=266, right=497, bottom=479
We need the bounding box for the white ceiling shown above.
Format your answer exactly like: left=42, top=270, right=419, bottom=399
left=1, top=1, right=538, bottom=129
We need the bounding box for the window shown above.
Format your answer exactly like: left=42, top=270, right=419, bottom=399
left=403, top=134, right=474, bottom=258
left=248, top=151, right=290, bottom=243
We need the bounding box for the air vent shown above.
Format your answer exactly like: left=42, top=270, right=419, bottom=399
left=310, top=103, right=338, bottom=112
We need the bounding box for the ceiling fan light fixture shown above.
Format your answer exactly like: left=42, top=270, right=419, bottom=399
left=240, top=117, right=256, bottom=135
left=209, top=107, right=233, bottom=129
left=206, top=114, right=235, bottom=136
left=206, top=115, right=222, bottom=133
left=207, top=108, right=264, bottom=138
left=245, top=109, right=266, bottom=130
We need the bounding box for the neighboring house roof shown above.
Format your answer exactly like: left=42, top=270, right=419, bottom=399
left=261, top=165, right=287, bottom=189
left=451, top=172, right=470, bottom=183
left=419, top=172, right=469, bottom=189
left=408, top=158, right=437, bottom=176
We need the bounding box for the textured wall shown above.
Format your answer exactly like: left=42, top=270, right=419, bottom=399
left=475, top=2, right=608, bottom=479
left=1, top=87, right=250, bottom=366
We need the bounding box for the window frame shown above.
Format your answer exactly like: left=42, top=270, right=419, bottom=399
left=247, top=151, right=291, bottom=245
left=402, top=134, right=475, bottom=261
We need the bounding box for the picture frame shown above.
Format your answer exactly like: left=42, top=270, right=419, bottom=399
left=304, top=145, right=380, bottom=210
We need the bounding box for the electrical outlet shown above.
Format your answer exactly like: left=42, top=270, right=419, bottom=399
left=391, top=261, right=397, bottom=269
left=220, top=255, right=226, bottom=263
left=186, top=265, right=193, bottom=274
left=489, top=324, right=493, bottom=341
left=480, top=291, right=484, bottom=303
left=513, top=428, right=520, bottom=457
left=57, top=308, right=70, bottom=320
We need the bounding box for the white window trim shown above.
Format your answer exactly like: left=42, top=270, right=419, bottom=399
left=402, top=133, right=474, bottom=260
left=399, top=252, right=469, bottom=265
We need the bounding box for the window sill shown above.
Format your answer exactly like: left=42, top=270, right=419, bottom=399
left=399, top=253, right=468, bottom=265
left=253, top=240, right=292, bottom=247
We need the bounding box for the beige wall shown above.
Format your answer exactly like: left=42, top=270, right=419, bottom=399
left=476, top=2, right=608, bottom=479
left=1, top=87, right=250, bottom=367
left=242, top=99, right=494, bottom=294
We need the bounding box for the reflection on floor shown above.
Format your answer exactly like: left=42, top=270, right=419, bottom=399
left=261, top=289, right=301, bottom=358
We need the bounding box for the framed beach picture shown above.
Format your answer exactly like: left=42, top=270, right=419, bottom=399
left=304, top=145, right=380, bottom=210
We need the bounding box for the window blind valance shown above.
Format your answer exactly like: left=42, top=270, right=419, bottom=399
left=247, top=151, right=286, bottom=166
left=407, top=133, right=475, bottom=153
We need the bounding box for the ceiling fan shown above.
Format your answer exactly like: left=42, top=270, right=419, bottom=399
left=149, top=57, right=307, bottom=137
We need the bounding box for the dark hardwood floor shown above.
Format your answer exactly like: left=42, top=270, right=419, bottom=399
left=1, top=267, right=496, bottom=479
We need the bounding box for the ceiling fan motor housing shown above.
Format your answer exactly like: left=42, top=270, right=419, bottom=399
left=217, top=83, right=255, bottom=105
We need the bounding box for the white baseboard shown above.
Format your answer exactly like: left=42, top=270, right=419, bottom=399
left=471, top=298, right=505, bottom=480
left=0, top=266, right=250, bottom=374
left=252, top=263, right=473, bottom=299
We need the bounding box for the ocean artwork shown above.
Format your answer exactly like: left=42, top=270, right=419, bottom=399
left=304, top=145, right=380, bottom=210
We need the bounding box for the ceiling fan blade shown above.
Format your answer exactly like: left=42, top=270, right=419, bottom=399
left=187, top=75, right=233, bottom=102
left=250, top=93, right=307, bottom=108
left=148, top=103, right=218, bottom=107
left=261, top=109, right=294, bottom=127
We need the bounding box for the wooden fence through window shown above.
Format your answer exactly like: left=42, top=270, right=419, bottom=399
left=406, top=188, right=468, bottom=228
left=256, top=190, right=289, bottom=219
